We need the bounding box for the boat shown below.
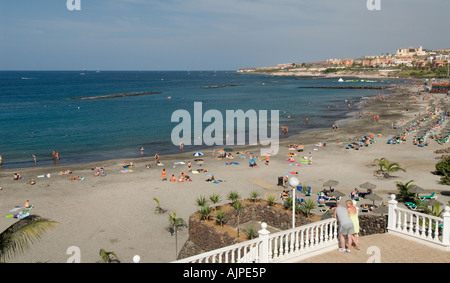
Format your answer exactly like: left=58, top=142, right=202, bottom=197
left=338, top=78, right=344, bottom=82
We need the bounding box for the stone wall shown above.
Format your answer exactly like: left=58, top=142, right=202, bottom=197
left=177, top=203, right=388, bottom=260
left=358, top=214, right=388, bottom=236
left=178, top=202, right=313, bottom=259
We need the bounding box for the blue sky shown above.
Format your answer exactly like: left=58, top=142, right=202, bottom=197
left=0, top=0, right=448, bottom=70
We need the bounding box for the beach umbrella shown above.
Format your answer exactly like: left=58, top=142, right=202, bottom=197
left=323, top=180, right=339, bottom=188
left=423, top=199, right=443, bottom=207
left=193, top=152, right=203, bottom=157
left=365, top=194, right=382, bottom=206
left=328, top=190, right=345, bottom=203
left=359, top=182, right=377, bottom=190
left=409, top=186, right=427, bottom=194
left=328, top=190, right=344, bottom=197
left=224, top=148, right=233, bottom=152
left=372, top=206, right=389, bottom=215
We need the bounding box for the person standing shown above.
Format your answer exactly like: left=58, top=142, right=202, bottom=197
left=346, top=200, right=360, bottom=249
left=141, top=147, right=144, bottom=157
left=179, top=141, right=184, bottom=152
left=162, top=169, right=167, bottom=181
left=32, top=154, right=37, bottom=166
left=155, top=153, right=159, bottom=165
left=334, top=203, right=354, bottom=253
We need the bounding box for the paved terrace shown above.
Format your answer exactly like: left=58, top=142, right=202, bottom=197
left=298, top=233, right=450, bottom=263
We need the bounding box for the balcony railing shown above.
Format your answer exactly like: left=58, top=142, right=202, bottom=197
left=171, top=195, right=450, bottom=263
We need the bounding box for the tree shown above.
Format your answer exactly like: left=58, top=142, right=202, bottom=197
left=196, top=195, right=208, bottom=208
left=0, top=215, right=57, bottom=262
left=98, top=248, right=120, bottom=263
left=435, top=157, right=450, bottom=185
left=227, top=191, right=240, bottom=205
left=209, top=194, right=221, bottom=209
left=299, top=199, right=316, bottom=217
left=374, top=157, right=405, bottom=178
left=249, top=191, right=260, bottom=202
left=232, top=201, right=244, bottom=237
left=168, top=212, right=187, bottom=260
left=153, top=197, right=167, bottom=214
left=199, top=206, right=212, bottom=221
left=265, top=194, right=276, bottom=206
left=395, top=180, right=416, bottom=202
left=215, top=210, right=225, bottom=227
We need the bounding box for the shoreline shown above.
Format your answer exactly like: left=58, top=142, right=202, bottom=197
left=2, top=81, right=450, bottom=263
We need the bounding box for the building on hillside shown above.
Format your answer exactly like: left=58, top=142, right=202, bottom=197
left=396, top=46, right=427, bottom=56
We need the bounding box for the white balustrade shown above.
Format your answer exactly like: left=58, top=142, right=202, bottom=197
left=172, top=196, right=449, bottom=263
left=173, top=218, right=338, bottom=263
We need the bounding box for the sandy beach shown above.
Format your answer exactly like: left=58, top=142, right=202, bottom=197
left=2, top=81, right=450, bottom=263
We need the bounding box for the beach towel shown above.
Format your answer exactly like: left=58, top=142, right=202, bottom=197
left=226, top=162, right=239, bottom=165
left=9, top=206, right=22, bottom=212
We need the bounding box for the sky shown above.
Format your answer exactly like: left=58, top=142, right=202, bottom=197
left=0, top=0, right=449, bottom=71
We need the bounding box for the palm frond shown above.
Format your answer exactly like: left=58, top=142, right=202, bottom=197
left=0, top=216, right=58, bottom=262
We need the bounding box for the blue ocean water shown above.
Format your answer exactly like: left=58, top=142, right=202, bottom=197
left=0, top=71, right=400, bottom=169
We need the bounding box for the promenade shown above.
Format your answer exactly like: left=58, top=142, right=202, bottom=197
left=298, top=233, right=450, bottom=263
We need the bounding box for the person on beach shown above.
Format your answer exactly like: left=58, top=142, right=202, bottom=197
left=170, top=174, right=176, bottom=182
left=25, top=200, right=31, bottom=209
left=187, top=161, right=192, bottom=172
left=155, top=153, right=159, bottom=165
left=334, top=203, right=354, bottom=253
left=0, top=155, right=2, bottom=167
left=32, top=154, right=37, bottom=166
left=346, top=200, right=360, bottom=250
left=141, top=147, right=144, bottom=157
left=162, top=169, right=167, bottom=181
left=179, top=141, right=184, bottom=152
left=265, top=155, right=269, bottom=165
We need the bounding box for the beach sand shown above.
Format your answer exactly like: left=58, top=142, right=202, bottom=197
left=2, top=82, right=450, bottom=263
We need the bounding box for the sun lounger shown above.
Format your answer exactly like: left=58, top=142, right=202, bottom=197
left=419, top=192, right=436, bottom=201
left=405, top=202, right=417, bottom=210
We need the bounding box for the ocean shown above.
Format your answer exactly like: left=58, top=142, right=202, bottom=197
left=0, top=70, right=402, bottom=169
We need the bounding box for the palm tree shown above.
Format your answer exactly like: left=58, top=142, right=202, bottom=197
left=153, top=197, right=167, bottom=214
left=227, top=191, right=240, bottom=205
left=374, top=157, right=405, bottom=177
left=196, top=195, right=208, bottom=208
left=232, top=201, right=244, bottom=237
left=209, top=194, right=221, bottom=209
left=215, top=209, right=225, bottom=227
left=265, top=194, right=276, bottom=206
left=0, top=215, right=58, bottom=262
left=249, top=191, right=260, bottom=202
left=98, top=248, right=120, bottom=263
left=168, top=212, right=187, bottom=260
left=199, top=206, right=212, bottom=221
left=395, top=180, right=416, bottom=202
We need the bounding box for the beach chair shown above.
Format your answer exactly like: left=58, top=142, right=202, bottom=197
left=405, top=202, right=417, bottom=210
left=419, top=192, right=436, bottom=201
left=305, top=186, right=312, bottom=196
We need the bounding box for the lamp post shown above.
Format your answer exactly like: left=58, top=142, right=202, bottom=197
left=289, top=176, right=300, bottom=228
